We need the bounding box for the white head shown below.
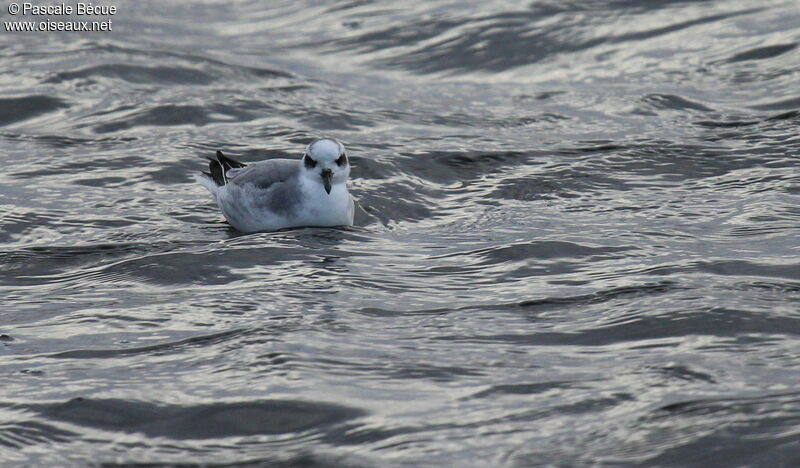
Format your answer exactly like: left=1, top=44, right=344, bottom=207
left=299, top=138, right=350, bottom=194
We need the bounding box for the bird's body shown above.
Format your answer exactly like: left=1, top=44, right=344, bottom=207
left=195, top=138, right=354, bottom=232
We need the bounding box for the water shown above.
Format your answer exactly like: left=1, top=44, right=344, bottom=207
left=1, top=0, right=799, bottom=465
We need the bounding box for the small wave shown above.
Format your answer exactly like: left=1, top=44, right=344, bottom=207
left=44, top=64, right=217, bottom=86
left=45, top=328, right=250, bottom=359
left=0, top=96, right=69, bottom=126
left=725, top=43, right=798, bottom=63
left=25, top=397, right=364, bottom=440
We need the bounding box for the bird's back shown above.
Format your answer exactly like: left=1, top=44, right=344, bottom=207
left=226, top=159, right=299, bottom=190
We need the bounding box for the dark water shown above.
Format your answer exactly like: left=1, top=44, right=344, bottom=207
left=1, top=0, right=799, bottom=465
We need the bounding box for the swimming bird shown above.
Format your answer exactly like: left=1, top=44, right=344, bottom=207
left=195, top=138, right=354, bottom=232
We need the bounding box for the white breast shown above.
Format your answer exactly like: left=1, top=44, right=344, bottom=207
left=294, top=177, right=354, bottom=227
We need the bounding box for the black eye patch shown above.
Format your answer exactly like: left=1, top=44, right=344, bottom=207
left=304, top=154, right=317, bottom=169
left=335, top=153, right=347, bottom=166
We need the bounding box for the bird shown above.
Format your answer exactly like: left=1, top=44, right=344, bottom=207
left=195, top=138, right=355, bottom=232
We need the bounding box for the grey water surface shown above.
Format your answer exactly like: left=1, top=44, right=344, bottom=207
left=1, top=0, right=799, bottom=465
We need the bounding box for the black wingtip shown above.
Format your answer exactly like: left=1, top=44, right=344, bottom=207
left=206, top=150, right=246, bottom=186
left=207, top=159, right=225, bottom=186
left=215, top=150, right=247, bottom=170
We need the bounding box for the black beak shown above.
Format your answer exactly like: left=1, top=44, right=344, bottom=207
left=321, top=169, right=333, bottom=194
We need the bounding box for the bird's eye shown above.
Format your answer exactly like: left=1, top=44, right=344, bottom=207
left=336, top=153, right=347, bottom=166
left=304, top=154, right=317, bottom=169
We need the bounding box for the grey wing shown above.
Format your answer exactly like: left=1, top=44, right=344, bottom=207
left=227, top=159, right=299, bottom=190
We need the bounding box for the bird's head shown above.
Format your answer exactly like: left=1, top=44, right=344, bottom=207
left=299, top=138, right=350, bottom=194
